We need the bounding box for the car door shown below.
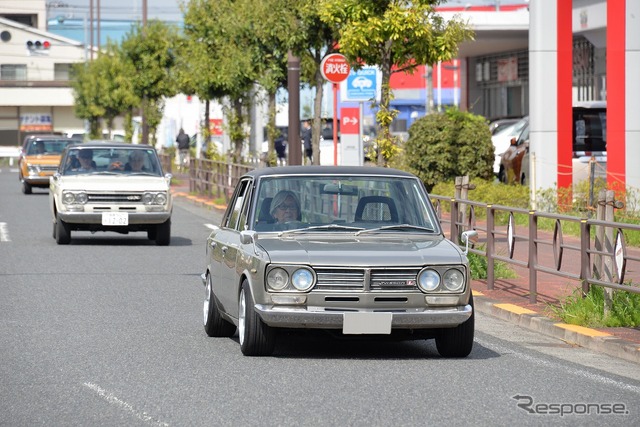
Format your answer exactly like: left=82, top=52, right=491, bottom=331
left=211, top=178, right=252, bottom=314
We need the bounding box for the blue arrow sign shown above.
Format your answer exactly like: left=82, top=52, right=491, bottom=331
left=345, top=67, right=377, bottom=101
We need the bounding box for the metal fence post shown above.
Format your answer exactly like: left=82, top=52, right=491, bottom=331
left=486, top=204, right=495, bottom=290
left=528, top=210, right=537, bottom=304
left=580, top=219, right=590, bottom=296
left=451, top=198, right=458, bottom=244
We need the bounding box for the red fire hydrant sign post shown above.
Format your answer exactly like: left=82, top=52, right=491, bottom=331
left=321, top=54, right=351, bottom=165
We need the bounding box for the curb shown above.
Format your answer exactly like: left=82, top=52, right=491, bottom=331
left=472, top=291, right=640, bottom=365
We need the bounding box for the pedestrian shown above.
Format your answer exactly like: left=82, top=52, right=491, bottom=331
left=176, top=128, right=190, bottom=172
left=274, top=129, right=287, bottom=166
left=301, top=120, right=312, bottom=164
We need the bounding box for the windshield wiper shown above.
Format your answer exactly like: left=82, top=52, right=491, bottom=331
left=279, top=224, right=365, bottom=236
left=356, top=224, right=435, bottom=235
left=129, top=172, right=158, bottom=176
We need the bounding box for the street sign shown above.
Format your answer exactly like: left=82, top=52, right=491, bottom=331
left=341, top=107, right=360, bottom=135
left=345, top=67, right=377, bottom=101
left=321, top=53, right=351, bottom=84
left=340, top=107, right=362, bottom=166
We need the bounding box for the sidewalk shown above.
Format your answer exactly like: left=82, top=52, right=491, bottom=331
left=170, top=176, right=640, bottom=364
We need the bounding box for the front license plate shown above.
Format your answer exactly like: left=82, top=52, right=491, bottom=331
left=102, top=212, right=129, bottom=226
left=343, top=312, right=392, bottom=334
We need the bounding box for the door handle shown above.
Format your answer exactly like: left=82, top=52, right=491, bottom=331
left=221, top=246, right=228, bottom=255
left=209, top=241, right=216, bottom=249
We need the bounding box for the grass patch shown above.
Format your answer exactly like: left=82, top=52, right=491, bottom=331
left=549, top=285, right=640, bottom=328
left=468, top=250, right=518, bottom=280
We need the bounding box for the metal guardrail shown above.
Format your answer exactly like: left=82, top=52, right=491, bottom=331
left=431, top=195, right=640, bottom=303
left=161, top=153, right=640, bottom=302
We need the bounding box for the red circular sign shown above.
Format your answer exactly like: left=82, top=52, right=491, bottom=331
left=321, top=53, right=351, bottom=84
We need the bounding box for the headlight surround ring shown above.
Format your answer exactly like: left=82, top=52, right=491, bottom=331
left=266, top=267, right=289, bottom=291
left=443, top=268, right=465, bottom=292
left=291, top=268, right=314, bottom=291
left=418, top=268, right=441, bottom=292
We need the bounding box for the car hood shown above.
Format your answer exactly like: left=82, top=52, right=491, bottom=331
left=256, top=234, right=464, bottom=266
left=55, top=175, right=170, bottom=192
left=23, top=154, right=62, bottom=165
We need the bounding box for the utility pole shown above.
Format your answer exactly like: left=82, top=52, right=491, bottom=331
left=96, top=0, right=100, bottom=55
left=287, top=51, right=301, bottom=165
left=141, top=0, right=149, bottom=145
left=89, top=0, right=93, bottom=60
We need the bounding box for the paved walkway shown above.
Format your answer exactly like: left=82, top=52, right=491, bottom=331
left=170, top=175, right=640, bottom=364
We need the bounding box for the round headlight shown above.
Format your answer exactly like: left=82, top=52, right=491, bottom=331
left=291, top=268, right=314, bottom=291
left=443, top=269, right=465, bottom=292
left=155, top=193, right=167, bottom=205
left=62, top=192, right=75, bottom=204
left=142, top=193, right=154, bottom=205
left=267, top=268, right=289, bottom=291
left=75, top=192, right=88, bottom=204
left=418, top=269, right=440, bottom=292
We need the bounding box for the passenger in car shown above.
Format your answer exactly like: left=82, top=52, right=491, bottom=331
left=125, top=151, right=147, bottom=172
left=269, top=190, right=301, bottom=223
left=77, top=150, right=95, bottom=171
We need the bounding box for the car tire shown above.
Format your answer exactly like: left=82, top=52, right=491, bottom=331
left=498, top=167, right=507, bottom=184
left=203, top=273, right=236, bottom=337
left=147, top=227, right=157, bottom=241
left=155, top=219, right=171, bottom=246
left=435, top=294, right=474, bottom=358
left=238, top=280, right=275, bottom=356
left=22, top=180, right=32, bottom=195
left=55, top=214, right=71, bottom=245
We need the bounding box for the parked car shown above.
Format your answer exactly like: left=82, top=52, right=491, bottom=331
left=202, top=165, right=478, bottom=357
left=491, top=116, right=529, bottom=176
left=499, top=118, right=529, bottom=184
left=488, top=117, right=521, bottom=135
left=19, top=135, right=81, bottom=194
left=49, top=142, right=173, bottom=245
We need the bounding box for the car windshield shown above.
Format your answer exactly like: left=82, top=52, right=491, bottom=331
left=495, top=117, right=528, bottom=138
left=26, top=139, right=77, bottom=155
left=252, top=175, right=440, bottom=233
left=61, top=147, right=163, bottom=176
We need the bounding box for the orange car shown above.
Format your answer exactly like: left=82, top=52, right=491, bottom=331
left=19, top=135, right=81, bottom=194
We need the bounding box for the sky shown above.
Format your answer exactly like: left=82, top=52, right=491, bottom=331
left=48, top=0, right=186, bottom=23
left=49, top=0, right=528, bottom=24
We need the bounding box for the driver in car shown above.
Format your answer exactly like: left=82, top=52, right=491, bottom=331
left=269, top=190, right=301, bottom=223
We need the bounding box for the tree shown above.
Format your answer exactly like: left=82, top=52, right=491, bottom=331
left=120, top=20, right=180, bottom=145
left=319, top=0, right=473, bottom=165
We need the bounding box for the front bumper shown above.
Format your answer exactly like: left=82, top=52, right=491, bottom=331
left=57, top=211, right=171, bottom=225
left=23, top=175, right=52, bottom=185
left=254, top=304, right=472, bottom=329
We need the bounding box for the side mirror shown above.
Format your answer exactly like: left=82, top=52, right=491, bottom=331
left=460, top=230, right=478, bottom=255
left=240, top=230, right=258, bottom=245
left=510, top=137, right=517, bottom=146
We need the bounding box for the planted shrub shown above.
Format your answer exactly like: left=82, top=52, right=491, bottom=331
left=404, top=108, right=494, bottom=191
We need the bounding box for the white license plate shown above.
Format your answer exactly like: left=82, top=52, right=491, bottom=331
left=343, top=312, right=392, bottom=334
left=102, top=212, right=129, bottom=226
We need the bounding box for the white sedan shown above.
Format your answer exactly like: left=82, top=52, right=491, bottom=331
left=49, top=141, right=173, bottom=245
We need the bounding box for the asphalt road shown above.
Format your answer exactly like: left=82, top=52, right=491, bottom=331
left=1, top=166, right=639, bottom=426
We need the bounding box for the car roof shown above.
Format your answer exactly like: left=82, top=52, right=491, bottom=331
left=243, top=165, right=418, bottom=180
left=67, top=141, right=154, bottom=150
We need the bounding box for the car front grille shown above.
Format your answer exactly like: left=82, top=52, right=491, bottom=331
left=86, top=193, right=143, bottom=203
left=314, top=267, right=420, bottom=291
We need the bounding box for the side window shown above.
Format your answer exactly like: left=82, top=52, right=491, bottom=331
left=224, top=179, right=250, bottom=230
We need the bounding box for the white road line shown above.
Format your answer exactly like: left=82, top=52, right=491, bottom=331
left=204, top=223, right=218, bottom=230
left=0, top=222, right=10, bottom=242
left=83, top=382, right=169, bottom=426
left=476, top=338, right=640, bottom=394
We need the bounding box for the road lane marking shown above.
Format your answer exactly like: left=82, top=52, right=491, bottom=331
left=476, top=338, right=640, bottom=394
left=0, top=222, right=10, bottom=242
left=83, top=382, right=169, bottom=426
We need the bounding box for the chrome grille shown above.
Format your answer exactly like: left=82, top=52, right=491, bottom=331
left=312, top=267, right=420, bottom=291
left=370, top=269, right=419, bottom=291
left=39, top=165, right=58, bottom=172
left=87, top=193, right=143, bottom=203
left=314, top=268, right=364, bottom=290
